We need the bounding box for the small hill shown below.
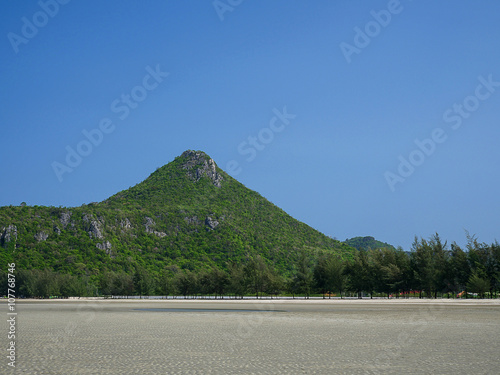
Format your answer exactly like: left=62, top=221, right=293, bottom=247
left=344, top=236, right=396, bottom=252
left=0, top=150, right=355, bottom=276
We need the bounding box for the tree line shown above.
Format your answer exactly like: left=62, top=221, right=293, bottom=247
left=2, top=234, right=499, bottom=299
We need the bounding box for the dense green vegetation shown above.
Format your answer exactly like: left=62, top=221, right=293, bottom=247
left=345, top=236, right=396, bottom=252
left=337, top=233, right=499, bottom=299
left=1, top=151, right=498, bottom=299
left=0, top=150, right=353, bottom=292
left=1, top=233, right=498, bottom=299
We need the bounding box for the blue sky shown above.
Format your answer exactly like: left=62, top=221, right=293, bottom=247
left=1, top=0, right=499, bottom=250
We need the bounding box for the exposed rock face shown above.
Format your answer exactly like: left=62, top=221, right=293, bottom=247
left=60, top=211, right=72, bottom=229
left=205, top=216, right=219, bottom=231
left=83, top=214, right=104, bottom=239
left=96, top=241, right=112, bottom=255
left=144, top=217, right=166, bottom=237
left=144, top=217, right=155, bottom=234
left=120, top=218, right=132, bottom=229
left=181, top=150, right=223, bottom=188
left=89, top=221, right=103, bottom=239
left=35, top=232, right=49, bottom=242
left=54, top=226, right=61, bottom=235
left=1, top=225, right=17, bottom=245
left=153, top=231, right=167, bottom=238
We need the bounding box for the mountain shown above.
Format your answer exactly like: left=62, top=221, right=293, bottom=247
left=0, top=150, right=355, bottom=276
left=345, top=236, right=396, bottom=252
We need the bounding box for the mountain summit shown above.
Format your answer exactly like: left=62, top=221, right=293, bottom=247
left=0, top=150, right=354, bottom=273
left=179, top=150, right=224, bottom=187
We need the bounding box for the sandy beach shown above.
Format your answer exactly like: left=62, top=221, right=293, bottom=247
left=3, top=298, right=500, bottom=374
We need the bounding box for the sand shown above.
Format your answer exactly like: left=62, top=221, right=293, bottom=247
left=2, top=298, right=500, bottom=374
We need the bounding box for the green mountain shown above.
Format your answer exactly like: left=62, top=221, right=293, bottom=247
left=0, top=150, right=354, bottom=276
left=344, top=236, right=396, bottom=252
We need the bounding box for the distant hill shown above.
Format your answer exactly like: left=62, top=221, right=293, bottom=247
left=0, top=150, right=355, bottom=276
left=344, top=236, right=396, bottom=252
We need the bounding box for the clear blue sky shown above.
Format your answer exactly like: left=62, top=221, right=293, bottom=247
left=1, top=0, right=499, bottom=251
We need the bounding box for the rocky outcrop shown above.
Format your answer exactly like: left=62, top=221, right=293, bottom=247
left=60, top=211, right=72, bottom=229
left=1, top=225, right=17, bottom=245
left=83, top=214, right=104, bottom=239
left=181, top=150, right=223, bottom=188
left=205, top=216, right=219, bottom=231
left=89, top=220, right=103, bottom=239
left=54, top=225, right=61, bottom=235
left=35, top=231, right=49, bottom=242
left=144, top=216, right=166, bottom=237
left=153, top=231, right=167, bottom=238
left=96, top=241, right=112, bottom=255
left=120, top=218, right=132, bottom=229
left=144, top=217, right=155, bottom=234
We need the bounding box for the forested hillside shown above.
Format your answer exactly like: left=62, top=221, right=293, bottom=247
left=345, top=236, right=396, bottom=251
left=0, top=150, right=354, bottom=296
left=1, top=152, right=498, bottom=299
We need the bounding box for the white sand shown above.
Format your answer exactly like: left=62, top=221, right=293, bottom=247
left=3, top=299, right=500, bottom=374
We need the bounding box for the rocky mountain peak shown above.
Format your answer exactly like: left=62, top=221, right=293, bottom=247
left=180, top=150, right=223, bottom=188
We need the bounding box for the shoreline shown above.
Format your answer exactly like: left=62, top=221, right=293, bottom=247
left=7, top=295, right=499, bottom=374
left=4, top=297, right=500, bottom=305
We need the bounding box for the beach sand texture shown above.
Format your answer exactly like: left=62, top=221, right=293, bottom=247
left=3, top=299, right=500, bottom=374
